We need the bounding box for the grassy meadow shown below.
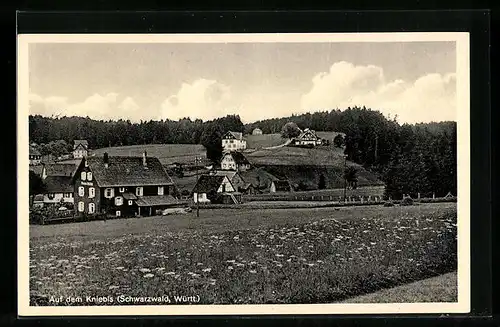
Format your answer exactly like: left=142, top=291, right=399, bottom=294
left=30, top=203, right=457, bottom=305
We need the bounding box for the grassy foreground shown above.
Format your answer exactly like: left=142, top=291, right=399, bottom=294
left=342, top=271, right=457, bottom=303
left=29, top=203, right=457, bottom=305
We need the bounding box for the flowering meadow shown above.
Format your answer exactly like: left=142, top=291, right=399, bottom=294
left=29, top=203, right=457, bottom=305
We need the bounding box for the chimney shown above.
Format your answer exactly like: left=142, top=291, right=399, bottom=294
left=143, top=150, right=148, bottom=169
left=103, top=152, right=109, bottom=168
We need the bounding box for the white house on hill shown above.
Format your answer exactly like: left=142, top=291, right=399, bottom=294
left=252, top=128, right=263, bottom=135
left=222, top=131, right=247, bottom=152
left=73, top=140, right=89, bottom=158
left=290, top=128, right=322, bottom=146
left=220, top=151, right=251, bottom=172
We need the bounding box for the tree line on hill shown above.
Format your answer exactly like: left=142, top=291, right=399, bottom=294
left=29, top=106, right=456, bottom=199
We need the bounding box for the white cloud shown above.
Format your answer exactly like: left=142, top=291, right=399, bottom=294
left=301, top=61, right=456, bottom=123
left=159, top=79, right=235, bottom=121
left=28, top=93, right=147, bottom=122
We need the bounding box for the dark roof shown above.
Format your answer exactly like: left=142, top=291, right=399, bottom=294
left=29, top=147, right=41, bottom=156
left=122, top=192, right=138, bottom=200
left=44, top=163, right=78, bottom=177
left=272, top=180, right=292, bottom=192
left=44, top=176, right=73, bottom=193
left=85, top=156, right=174, bottom=187
left=224, top=151, right=250, bottom=165
left=135, top=195, right=185, bottom=207
left=73, top=140, right=89, bottom=149
left=240, top=183, right=253, bottom=190
left=223, top=131, right=243, bottom=140
left=33, top=194, right=44, bottom=201
left=295, top=129, right=319, bottom=140
left=192, top=175, right=226, bottom=193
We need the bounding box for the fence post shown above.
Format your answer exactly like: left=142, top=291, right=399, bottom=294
left=433, top=192, right=435, bottom=199
left=361, top=196, right=364, bottom=203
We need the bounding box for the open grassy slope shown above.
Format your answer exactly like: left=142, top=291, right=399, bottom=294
left=92, top=144, right=207, bottom=165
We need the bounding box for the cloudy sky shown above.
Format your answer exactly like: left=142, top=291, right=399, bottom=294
left=28, top=41, right=456, bottom=124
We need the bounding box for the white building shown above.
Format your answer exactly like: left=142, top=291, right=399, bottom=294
left=220, top=151, right=251, bottom=172
left=222, top=131, right=247, bottom=152
left=252, top=128, right=263, bottom=135
left=192, top=175, right=236, bottom=203
left=73, top=140, right=89, bottom=159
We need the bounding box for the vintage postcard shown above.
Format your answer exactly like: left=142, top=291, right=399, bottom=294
left=17, top=32, right=470, bottom=316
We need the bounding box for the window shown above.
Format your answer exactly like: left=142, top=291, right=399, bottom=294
left=116, top=210, right=121, bottom=217
left=78, top=186, right=85, bottom=197
left=87, top=172, right=93, bottom=181
left=78, top=201, right=84, bottom=212
left=115, top=196, right=123, bottom=206
left=230, top=140, right=234, bottom=143
left=81, top=171, right=87, bottom=181
left=119, top=187, right=125, bottom=193
left=128, top=200, right=133, bottom=206
left=158, top=186, right=164, bottom=195
left=47, top=193, right=55, bottom=199
left=136, top=187, right=143, bottom=196
left=88, top=203, right=95, bottom=214
left=64, top=193, right=72, bottom=198
left=104, top=188, right=114, bottom=198
left=89, top=187, right=95, bottom=198
left=84, top=160, right=89, bottom=167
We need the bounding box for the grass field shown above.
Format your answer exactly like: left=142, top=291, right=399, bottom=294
left=92, top=144, right=207, bottom=165
left=243, top=186, right=385, bottom=202
left=342, top=271, right=457, bottom=303
left=245, top=132, right=344, bottom=150
left=29, top=203, right=456, bottom=305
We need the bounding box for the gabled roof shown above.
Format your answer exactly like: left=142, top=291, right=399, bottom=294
left=272, top=180, right=292, bottom=192
left=73, top=140, right=89, bottom=150
left=44, top=163, right=78, bottom=177
left=192, top=175, right=228, bottom=193
left=295, top=128, right=319, bottom=140
left=122, top=192, right=138, bottom=200
left=82, top=156, right=174, bottom=187
left=223, top=131, right=244, bottom=140
left=135, top=195, right=185, bottom=207
left=44, top=176, right=73, bottom=193
left=29, top=147, right=41, bottom=156
left=211, top=170, right=241, bottom=180
left=223, top=151, right=250, bottom=165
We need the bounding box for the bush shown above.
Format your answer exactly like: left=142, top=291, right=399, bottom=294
left=401, top=197, right=414, bottom=206
left=383, top=200, right=395, bottom=207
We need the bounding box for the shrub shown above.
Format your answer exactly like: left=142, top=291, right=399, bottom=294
left=383, top=200, right=394, bottom=207
left=401, top=197, right=414, bottom=206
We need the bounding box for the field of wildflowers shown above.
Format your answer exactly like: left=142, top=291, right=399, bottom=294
left=29, top=204, right=457, bottom=305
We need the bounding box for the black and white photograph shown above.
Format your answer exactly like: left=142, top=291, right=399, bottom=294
left=17, top=33, right=470, bottom=316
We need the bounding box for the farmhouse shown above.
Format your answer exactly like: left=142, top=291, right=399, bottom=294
left=222, top=131, right=247, bottom=152
left=252, top=128, right=263, bottom=135
left=290, top=128, right=323, bottom=147
left=209, top=170, right=246, bottom=192
left=42, top=175, right=75, bottom=205
left=42, top=163, right=78, bottom=179
left=220, top=151, right=251, bottom=172
left=29, top=147, right=42, bottom=165
left=72, top=151, right=178, bottom=218
left=192, top=175, right=241, bottom=204
left=270, top=180, right=293, bottom=193
left=73, top=140, right=89, bottom=159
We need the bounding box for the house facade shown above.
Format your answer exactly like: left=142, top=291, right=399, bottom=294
left=209, top=170, right=246, bottom=192
left=220, top=151, right=251, bottom=172
left=290, top=128, right=323, bottom=146
left=42, top=176, right=74, bottom=205
left=72, top=151, right=178, bottom=218
left=222, top=131, right=247, bottom=152
left=73, top=140, right=89, bottom=159
left=29, top=147, right=42, bottom=165
left=252, top=128, right=263, bottom=135
left=192, top=175, right=239, bottom=204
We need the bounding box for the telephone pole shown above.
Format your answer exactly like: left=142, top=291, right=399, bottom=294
left=343, top=154, right=347, bottom=203
left=195, top=157, right=200, bottom=217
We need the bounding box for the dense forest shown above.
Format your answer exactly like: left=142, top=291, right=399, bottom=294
left=29, top=106, right=457, bottom=199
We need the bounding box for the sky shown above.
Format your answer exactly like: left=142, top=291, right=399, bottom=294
left=28, top=41, right=457, bottom=124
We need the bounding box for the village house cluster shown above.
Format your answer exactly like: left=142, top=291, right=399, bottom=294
left=30, top=127, right=332, bottom=218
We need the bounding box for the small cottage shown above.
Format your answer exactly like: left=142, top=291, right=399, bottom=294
left=270, top=180, right=293, bottom=193
left=73, top=140, right=89, bottom=159
left=290, top=128, right=323, bottom=147
left=222, top=131, right=247, bottom=152
left=42, top=176, right=75, bottom=205
left=192, top=175, right=240, bottom=204
left=252, top=128, right=263, bottom=135
left=220, top=151, right=251, bottom=172
left=210, top=170, right=246, bottom=191
left=29, top=147, right=42, bottom=165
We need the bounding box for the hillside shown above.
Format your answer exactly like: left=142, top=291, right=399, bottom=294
left=92, top=144, right=208, bottom=166
left=245, top=145, right=382, bottom=189
left=245, top=131, right=345, bottom=150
